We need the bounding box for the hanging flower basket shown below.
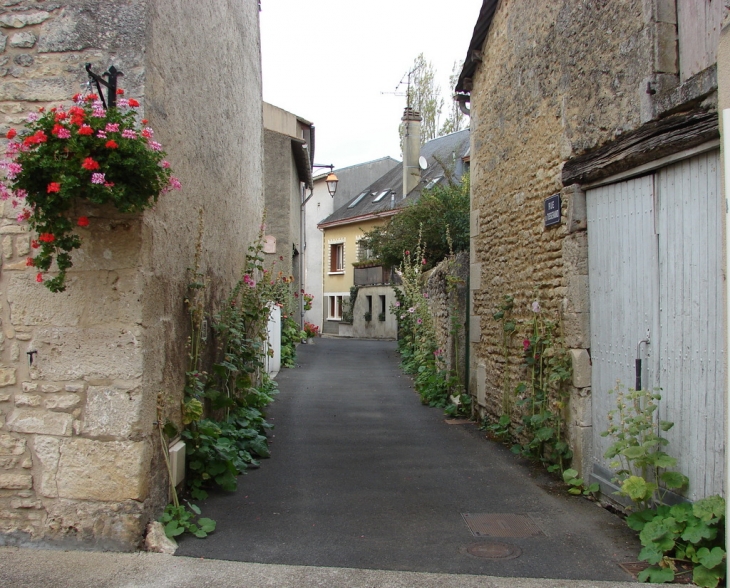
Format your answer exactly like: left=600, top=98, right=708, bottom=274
left=1, top=91, right=180, bottom=292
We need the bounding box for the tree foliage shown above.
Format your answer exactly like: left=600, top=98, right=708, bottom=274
left=440, top=60, right=468, bottom=136
left=403, top=53, right=443, bottom=145
left=362, top=174, right=469, bottom=270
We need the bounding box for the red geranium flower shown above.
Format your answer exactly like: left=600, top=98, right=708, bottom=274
left=141, top=119, right=148, bottom=124
left=39, top=233, right=55, bottom=243
left=77, top=216, right=89, bottom=227
left=6, top=129, right=16, bottom=139
left=31, top=240, right=39, bottom=249
left=82, top=157, right=100, bottom=170
left=54, top=111, right=67, bottom=121
left=25, top=257, right=34, bottom=267
left=78, top=125, right=93, bottom=135
left=84, top=93, right=99, bottom=102
left=105, top=140, right=118, bottom=149
left=36, top=273, right=43, bottom=283
left=46, top=183, right=61, bottom=194
left=128, top=98, right=140, bottom=107
left=116, top=88, right=125, bottom=95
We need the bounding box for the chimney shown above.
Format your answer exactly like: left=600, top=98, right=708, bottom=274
left=401, top=107, right=422, bottom=197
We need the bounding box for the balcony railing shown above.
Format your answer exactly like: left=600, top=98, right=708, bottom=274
left=353, top=265, right=400, bottom=286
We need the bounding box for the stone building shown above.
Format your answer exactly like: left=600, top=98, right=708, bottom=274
left=459, top=0, right=726, bottom=501
left=0, top=1, right=264, bottom=549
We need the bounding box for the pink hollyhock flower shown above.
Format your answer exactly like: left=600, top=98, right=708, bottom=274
left=408, top=307, right=415, bottom=313
left=161, top=160, right=171, bottom=169
left=417, top=318, right=422, bottom=324
left=523, top=339, right=530, bottom=351
left=531, top=301, right=541, bottom=313
left=394, top=301, right=400, bottom=307
left=169, top=177, right=182, bottom=190
left=91, top=173, right=105, bottom=184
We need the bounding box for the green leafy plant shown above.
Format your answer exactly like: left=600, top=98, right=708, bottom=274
left=601, top=384, right=689, bottom=509
left=160, top=502, right=216, bottom=539
left=628, top=496, right=726, bottom=586
left=511, top=302, right=573, bottom=472
left=562, top=468, right=599, bottom=497
left=363, top=311, right=372, bottom=322
left=2, top=92, right=179, bottom=292
left=377, top=311, right=386, bottom=322
left=392, top=233, right=466, bottom=416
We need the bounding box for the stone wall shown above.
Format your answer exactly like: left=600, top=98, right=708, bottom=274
left=425, top=252, right=468, bottom=388
left=0, top=0, right=263, bottom=549
left=467, top=0, right=675, bottom=477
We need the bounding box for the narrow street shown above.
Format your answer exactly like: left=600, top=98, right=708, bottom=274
left=176, top=338, right=639, bottom=582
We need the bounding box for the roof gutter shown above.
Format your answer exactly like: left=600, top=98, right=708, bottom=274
left=455, top=0, right=499, bottom=94
left=317, top=209, right=399, bottom=231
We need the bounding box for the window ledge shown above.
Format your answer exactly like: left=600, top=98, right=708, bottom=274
left=328, top=271, right=345, bottom=275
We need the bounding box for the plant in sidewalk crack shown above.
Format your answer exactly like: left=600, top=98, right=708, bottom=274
left=601, top=384, right=689, bottom=509
left=562, top=468, right=599, bottom=497
left=160, top=501, right=216, bottom=539
left=601, top=383, right=724, bottom=586
left=628, top=496, right=725, bottom=586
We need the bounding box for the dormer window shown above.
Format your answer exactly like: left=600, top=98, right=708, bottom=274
left=372, top=190, right=390, bottom=203
left=348, top=191, right=369, bottom=208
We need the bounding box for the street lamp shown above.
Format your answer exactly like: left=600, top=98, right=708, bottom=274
left=314, top=164, right=338, bottom=198
left=325, top=171, right=339, bottom=197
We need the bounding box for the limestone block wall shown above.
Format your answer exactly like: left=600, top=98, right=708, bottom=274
left=468, top=0, right=657, bottom=476
left=0, top=0, right=264, bottom=549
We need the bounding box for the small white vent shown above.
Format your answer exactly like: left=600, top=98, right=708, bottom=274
left=169, top=440, right=186, bottom=487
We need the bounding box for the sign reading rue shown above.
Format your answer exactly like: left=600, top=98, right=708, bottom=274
left=544, top=193, right=561, bottom=227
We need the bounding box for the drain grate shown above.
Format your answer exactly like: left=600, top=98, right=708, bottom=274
left=466, top=542, right=522, bottom=560
left=461, top=513, right=544, bottom=538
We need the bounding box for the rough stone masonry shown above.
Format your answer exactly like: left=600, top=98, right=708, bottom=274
left=0, top=1, right=264, bottom=549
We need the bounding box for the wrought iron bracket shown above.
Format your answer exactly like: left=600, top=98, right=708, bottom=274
left=85, top=63, right=124, bottom=109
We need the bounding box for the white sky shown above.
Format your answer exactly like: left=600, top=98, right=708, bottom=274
left=260, top=0, right=482, bottom=169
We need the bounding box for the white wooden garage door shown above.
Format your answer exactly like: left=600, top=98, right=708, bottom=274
left=587, top=150, right=724, bottom=501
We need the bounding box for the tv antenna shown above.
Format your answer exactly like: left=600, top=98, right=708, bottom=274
left=380, top=65, right=418, bottom=108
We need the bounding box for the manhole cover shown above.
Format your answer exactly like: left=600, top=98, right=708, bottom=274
left=467, top=542, right=522, bottom=560
left=462, top=513, right=543, bottom=538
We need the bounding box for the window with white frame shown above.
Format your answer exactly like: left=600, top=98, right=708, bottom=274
left=328, top=295, right=343, bottom=320
left=329, top=242, right=344, bottom=273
